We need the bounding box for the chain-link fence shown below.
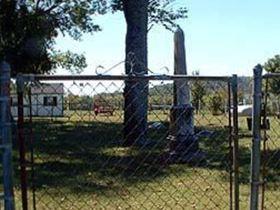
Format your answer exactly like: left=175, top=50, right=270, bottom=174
left=254, top=72, right=280, bottom=210
left=12, top=74, right=242, bottom=210
left=236, top=76, right=254, bottom=210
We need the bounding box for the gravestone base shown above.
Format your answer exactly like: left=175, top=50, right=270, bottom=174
left=167, top=104, right=205, bottom=164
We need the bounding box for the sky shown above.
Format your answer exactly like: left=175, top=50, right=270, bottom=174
left=55, top=0, right=280, bottom=76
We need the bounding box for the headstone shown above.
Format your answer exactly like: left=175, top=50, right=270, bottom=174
left=174, top=27, right=191, bottom=105
left=168, top=27, right=202, bottom=163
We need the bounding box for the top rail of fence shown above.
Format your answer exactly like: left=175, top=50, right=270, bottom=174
left=17, top=74, right=232, bottom=82
left=263, top=73, right=280, bottom=79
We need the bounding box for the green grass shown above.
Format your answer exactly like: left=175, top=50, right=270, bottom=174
left=7, top=110, right=280, bottom=209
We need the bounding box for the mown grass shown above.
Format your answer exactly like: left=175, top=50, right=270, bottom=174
left=6, top=110, right=280, bottom=209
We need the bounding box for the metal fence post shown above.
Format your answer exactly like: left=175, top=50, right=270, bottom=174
left=0, top=61, right=15, bottom=210
left=250, top=64, right=263, bottom=210
left=17, top=74, right=28, bottom=210
left=231, top=74, right=239, bottom=210
left=228, top=79, right=233, bottom=210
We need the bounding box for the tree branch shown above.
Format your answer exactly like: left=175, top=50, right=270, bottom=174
left=35, top=0, right=42, bottom=11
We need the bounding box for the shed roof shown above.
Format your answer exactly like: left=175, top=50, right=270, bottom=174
left=31, top=83, right=64, bottom=94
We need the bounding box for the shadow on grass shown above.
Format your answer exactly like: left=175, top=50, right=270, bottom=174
left=10, top=119, right=280, bottom=196
left=12, top=120, right=171, bottom=194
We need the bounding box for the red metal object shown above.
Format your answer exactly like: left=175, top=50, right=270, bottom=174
left=17, top=90, right=28, bottom=210
left=93, top=103, right=114, bottom=116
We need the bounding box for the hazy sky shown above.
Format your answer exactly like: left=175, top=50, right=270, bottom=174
left=56, top=0, right=280, bottom=76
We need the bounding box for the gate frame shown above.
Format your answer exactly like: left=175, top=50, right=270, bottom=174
left=16, top=73, right=240, bottom=210
left=250, top=65, right=263, bottom=210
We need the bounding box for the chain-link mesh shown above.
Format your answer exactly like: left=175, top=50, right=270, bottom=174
left=259, top=75, right=280, bottom=209
left=13, top=75, right=241, bottom=209
left=235, top=76, right=253, bottom=209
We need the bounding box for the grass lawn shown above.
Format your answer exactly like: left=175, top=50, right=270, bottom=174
left=6, top=110, right=280, bottom=209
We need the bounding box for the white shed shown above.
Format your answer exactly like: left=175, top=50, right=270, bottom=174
left=11, top=83, right=64, bottom=117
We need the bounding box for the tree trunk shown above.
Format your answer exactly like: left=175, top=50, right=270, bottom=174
left=123, top=0, right=149, bottom=146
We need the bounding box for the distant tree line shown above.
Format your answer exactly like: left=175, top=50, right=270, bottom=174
left=63, top=75, right=252, bottom=115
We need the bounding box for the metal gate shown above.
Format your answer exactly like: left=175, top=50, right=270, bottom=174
left=250, top=67, right=280, bottom=210
left=15, top=74, right=240, bottom=210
